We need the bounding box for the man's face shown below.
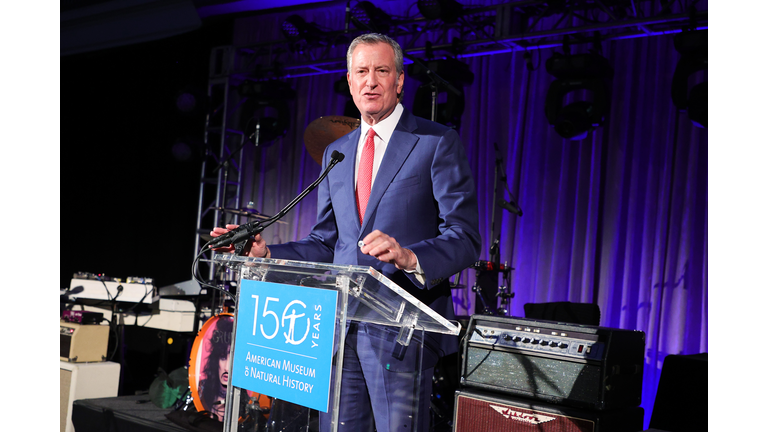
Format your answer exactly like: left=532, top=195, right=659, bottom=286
left=218, top=350, right=230, bottom=387
left=347, top=42, right=404, bottom=125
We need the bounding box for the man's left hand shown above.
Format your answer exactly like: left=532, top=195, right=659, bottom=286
left=359, top=230, right=417, bottom=271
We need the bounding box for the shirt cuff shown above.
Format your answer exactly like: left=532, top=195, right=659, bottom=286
left=403, top=251, right=426, bottom=285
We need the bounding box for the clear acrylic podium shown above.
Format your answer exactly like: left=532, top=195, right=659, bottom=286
left=214, top=254, right=461, bottom=432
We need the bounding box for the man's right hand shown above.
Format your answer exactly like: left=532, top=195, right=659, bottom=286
left=209, top=224, right=270, bottom=258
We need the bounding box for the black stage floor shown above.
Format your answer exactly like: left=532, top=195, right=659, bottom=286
left=72, top=394, right=673, bottom=432
left=72, top=394, right=204, bottom=432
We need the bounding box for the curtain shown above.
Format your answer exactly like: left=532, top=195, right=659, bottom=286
left=229, top=3, right=707, bottom=427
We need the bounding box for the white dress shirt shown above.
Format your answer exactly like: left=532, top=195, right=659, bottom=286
left=354, top=103, right=404, bottom=188
left=353, top=103, right=425, bottom=281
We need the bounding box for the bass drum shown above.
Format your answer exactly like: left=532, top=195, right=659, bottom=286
left=189, top=313, right=272, bottom=423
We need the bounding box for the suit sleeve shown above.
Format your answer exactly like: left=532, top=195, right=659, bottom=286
left=405, top=129, right=482, bottom=290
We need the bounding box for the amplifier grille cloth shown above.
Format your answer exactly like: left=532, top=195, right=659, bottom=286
left=465, top=347, right=601, bottom=403
left=455, top=393, right=594, bottom=432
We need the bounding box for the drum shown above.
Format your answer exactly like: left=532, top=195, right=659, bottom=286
left=189, top=313, right=272, bottom=422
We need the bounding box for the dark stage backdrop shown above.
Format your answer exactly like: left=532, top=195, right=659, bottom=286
left=61, top=2, right=707, bottom=429
left=61, top=22, right=233, bottom=291
left=228, top=3, right=707, bottom=429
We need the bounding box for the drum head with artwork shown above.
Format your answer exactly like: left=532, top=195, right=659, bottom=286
left=189, top=313, right=271, bottom=422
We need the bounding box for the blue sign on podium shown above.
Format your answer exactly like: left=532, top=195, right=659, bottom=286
left=232, top=279, right=338, bottom=412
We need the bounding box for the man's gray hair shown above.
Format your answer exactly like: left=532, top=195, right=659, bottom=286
left=346, top=33, right=404, bottom=75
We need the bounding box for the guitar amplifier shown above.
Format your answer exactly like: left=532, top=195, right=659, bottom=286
left=60, top=321, right=110, bottom=362
left=461, top=315, right=644, bottom=410
left=454, top=388, right=644, bottom=432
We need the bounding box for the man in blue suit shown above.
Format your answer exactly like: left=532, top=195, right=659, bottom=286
left=213, top=33, right=480, bottom=432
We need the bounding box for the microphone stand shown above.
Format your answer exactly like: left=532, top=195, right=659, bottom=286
left=473, top=147, right=503, bottom=315
left=493, top=143, right=519, bottom=315
left=490, top=156, right=501, bottom=265
left=209, top=120, right=260, bottom=265
left=211, top=119, right=259, bottom=174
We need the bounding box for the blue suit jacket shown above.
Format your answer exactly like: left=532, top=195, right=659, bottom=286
left=270, top=108, right=481, bottom=370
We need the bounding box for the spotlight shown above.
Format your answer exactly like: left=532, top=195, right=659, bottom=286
left=417, top=0, right=464, bottom=24
left=238, top=80, right=296, bottom=144
left=409, top=57, right=474, bottom=129
left=281, top=14, right=326, bottom=45
left=281, top=15, right=305, bottom=41
left=351, top=1, right=392, bottom=33
left=171, top=139, right=193, bottom=162
left=174, top=87, right=209, bottom=117
left=176, top=92, right=197, bottom=113
left=671, top=30, right=707, bottom=128
left=544, top=52, right=614, bottom=140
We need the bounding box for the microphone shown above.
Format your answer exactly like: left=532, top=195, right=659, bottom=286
left=208, top=151, right=346, bottom=250
left=497, top=198, right=523, bottom=216
left=61, top=286, right=84, bottom=296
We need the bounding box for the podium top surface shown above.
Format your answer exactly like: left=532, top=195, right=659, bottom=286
left=214, top=254, right=461, bottom=336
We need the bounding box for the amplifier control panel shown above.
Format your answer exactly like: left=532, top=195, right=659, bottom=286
left=469, top=323, right=604, bottom=360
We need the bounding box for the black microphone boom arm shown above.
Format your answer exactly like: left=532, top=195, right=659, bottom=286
left=208, top=151, right=346, bottom=252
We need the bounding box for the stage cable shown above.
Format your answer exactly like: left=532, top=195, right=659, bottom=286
left=192, top=249, right=238, bottom=303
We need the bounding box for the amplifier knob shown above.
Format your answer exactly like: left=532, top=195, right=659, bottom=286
left=540, top=341, right=549, bottom=346
left=559, top=343, right=568, bottom=349
left=522, top=338, right=531, bottom=343
left=503, top=334, right=512, bottom=341
left=532, top=339, right=540, bottom=344
left=513, top=336, right=522, bottom=342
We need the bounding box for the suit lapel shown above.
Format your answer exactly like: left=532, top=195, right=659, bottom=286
left=337, top=128, right=361, bottom=227
left=362, top=110, right=419, bottom=229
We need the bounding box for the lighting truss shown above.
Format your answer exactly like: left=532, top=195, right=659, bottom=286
left=218, top=0, right=707, bottom=80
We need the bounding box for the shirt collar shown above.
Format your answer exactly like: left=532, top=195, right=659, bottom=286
left=360, top=103, right=404, bottom=144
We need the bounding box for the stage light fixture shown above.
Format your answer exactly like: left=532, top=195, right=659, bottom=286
left=671, top=30, right=707, bottom=128
left=351, top=1, right=392, bottom=34
left=409, top=57, right=474, bottom=129
left=174, top=86, right=209, bottom=117
left=281, top=14, right=326, bottom=46
left=544, top=52, right=614, bottom=140
left=176, top=92, right=197, bottom=113
left=281, top=15, right=304, bottom=41
left=237, top=80, right=296, bottom=144
left=417, top=0, right=464, bottom=24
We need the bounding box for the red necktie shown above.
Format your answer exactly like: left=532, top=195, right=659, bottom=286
left=356, top=128, right=376, bottom=224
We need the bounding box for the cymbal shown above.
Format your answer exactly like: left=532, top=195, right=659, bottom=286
left=215, top=207, right=289, bottom=225
left=304, top=115, right=360, bottom=165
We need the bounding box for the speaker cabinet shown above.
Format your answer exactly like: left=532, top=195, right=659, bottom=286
left=649, top=353, right=708, bottom=432
left=454, top=389, right=643, bottom=432
left=60, top=361, right=120, bottom=432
